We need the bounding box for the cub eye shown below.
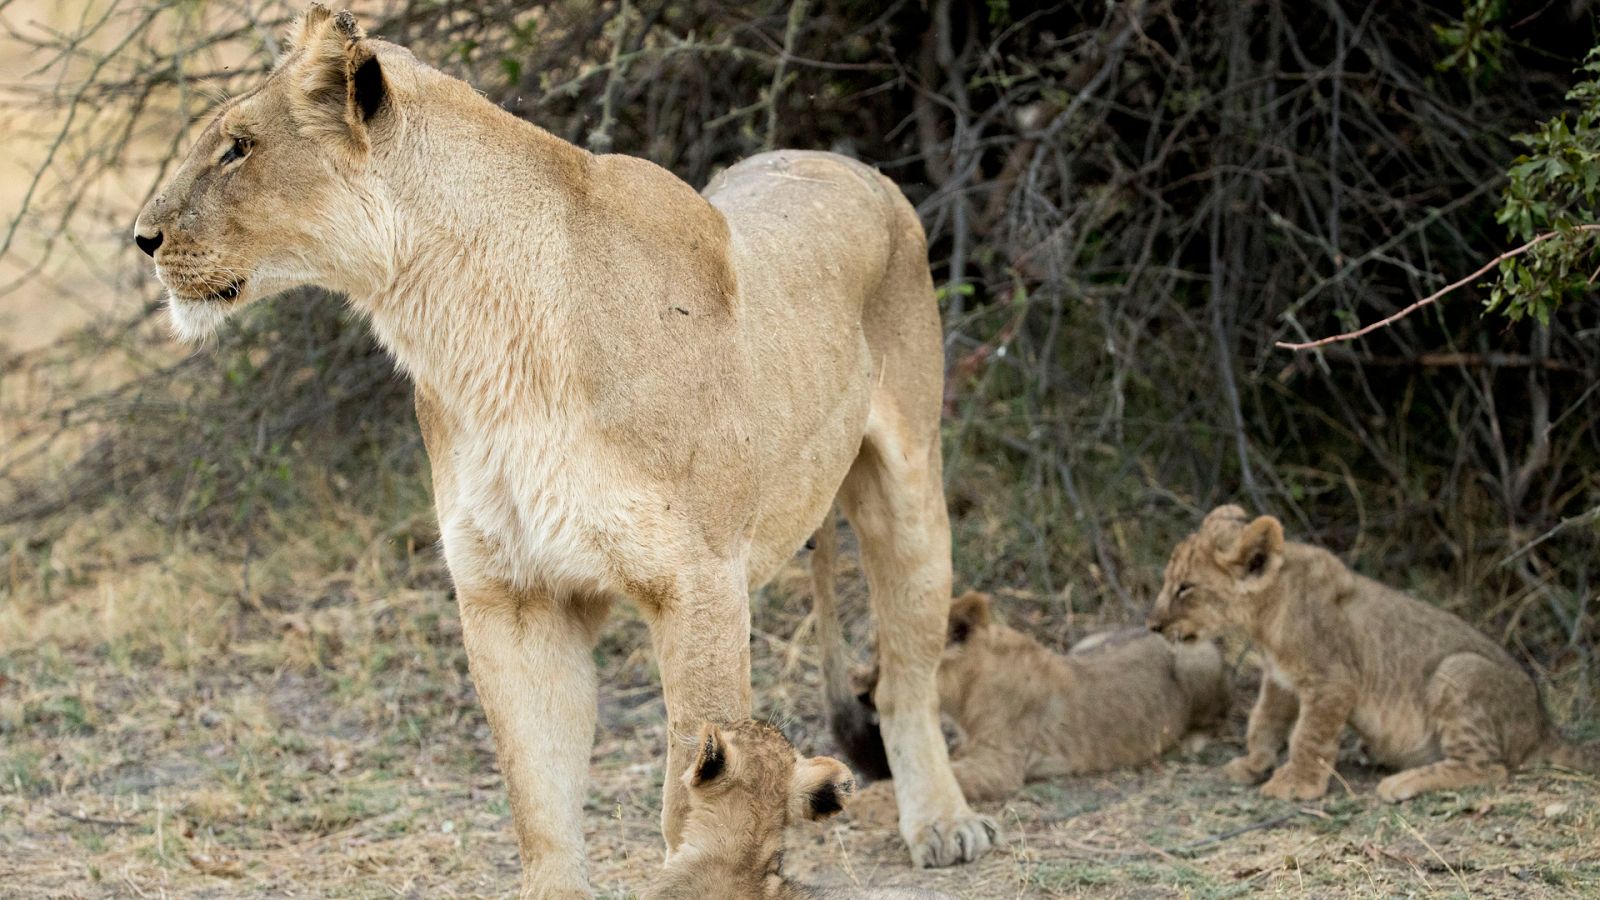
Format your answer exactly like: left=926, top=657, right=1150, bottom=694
left=219, top=136, right=252, bottom=166
left=1176, top=582, right=1194, bottom=598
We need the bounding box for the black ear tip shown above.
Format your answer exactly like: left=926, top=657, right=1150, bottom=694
left=693, top=731, right=725, bottom=784
left=353, top=53, right=384, bottom=121
left=808, top=782, right=845, bottom=818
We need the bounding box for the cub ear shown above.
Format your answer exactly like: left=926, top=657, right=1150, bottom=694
left=1199, top=504, right=1251, bottom=540
left=1220, top=515, right=1284, bottom=579
left=286, top=5, right=386, bottom=155
left=687, top=723, right=732, bottom=788
left=948, top=590, right=993, bottom=644
left=790, top=756, right=856, bottom=821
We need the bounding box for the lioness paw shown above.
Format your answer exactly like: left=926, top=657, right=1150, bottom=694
left=907, top=813, right=1000, bottom=868
left=1259, top=769, right=1327, bottom=801
left=1222, top=755, right=1270, bottom=785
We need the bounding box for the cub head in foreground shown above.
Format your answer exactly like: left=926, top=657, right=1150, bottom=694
left=649, top=720, right=948, bottom=900
left=1146, top=504, right=1597, bottom=803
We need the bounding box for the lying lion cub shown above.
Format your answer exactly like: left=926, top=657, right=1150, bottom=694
left=646, top=720, right=947, bottom=900
left=841, top=591, right=1230, bottom=802
left=1147, top=505, right=1600, bottom=802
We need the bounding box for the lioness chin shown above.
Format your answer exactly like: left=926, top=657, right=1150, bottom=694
left=1148, top=505, right=1600, bottom=802
left=135, top=3, right=994, bottom=893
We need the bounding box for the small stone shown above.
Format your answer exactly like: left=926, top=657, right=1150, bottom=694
left=1543, top=802, right=1568, bottom=818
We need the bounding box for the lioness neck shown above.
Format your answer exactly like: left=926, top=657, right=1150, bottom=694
left=357, top=71, right=594, bottom=425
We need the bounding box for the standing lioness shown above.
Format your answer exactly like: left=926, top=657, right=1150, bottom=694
left=132, top=5, right=993, bottom=894
left=1148, top=505, right=1599, bottom=802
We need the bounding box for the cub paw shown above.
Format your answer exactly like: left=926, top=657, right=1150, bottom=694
left=1260, top=769, right=1327, bottom=801
left=906, top=813, right=1000, bottom=868
left=1376, top=773, right=1417, bottom=803
left=1222, top=755, right=1270, bottom=785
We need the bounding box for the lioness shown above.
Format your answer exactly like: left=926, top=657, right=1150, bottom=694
left=647, top=720, right=950, bottom=900
left=832, top=590, right=1229, bottom=802
left=132, top=5, right=993, bottom=893
left=1147, top=505, right=1600, bottom=802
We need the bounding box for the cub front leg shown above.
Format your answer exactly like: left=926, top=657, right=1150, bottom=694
left=456, top=579, right=609, bottom=899
left=1223, top=676, right=1298, bottom=785
left=1260, top=680, right=1355, bottom=801
left=643, top=565, right=754, bottom=853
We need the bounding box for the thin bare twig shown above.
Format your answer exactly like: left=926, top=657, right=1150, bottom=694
left=1276, top=225, right=1600, bottom=350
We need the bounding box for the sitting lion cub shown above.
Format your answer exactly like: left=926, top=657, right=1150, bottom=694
left=1147, top=505, right=1600, bottom=802
left=646, top=719, right=947, bottom=900
left=842, top=592, right=1230, bottom=802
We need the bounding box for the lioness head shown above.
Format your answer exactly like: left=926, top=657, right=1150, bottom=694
left=1147, top=504, right=1285, bottom=642
left=683, top=720, right=856, bottom=840
left=133, top=5, right=408, bottom=342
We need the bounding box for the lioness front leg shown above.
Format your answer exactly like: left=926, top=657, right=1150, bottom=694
left=1224, top=676, right=1298, bottom=785
left=1260, top=680, right=1355, bottom=801
left=457, top=580, right=608, bottom=899
left=644, top=566, right=753, bottom=853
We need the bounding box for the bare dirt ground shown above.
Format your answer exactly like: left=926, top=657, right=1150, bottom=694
left=3, top=535, right=1597, bottom=899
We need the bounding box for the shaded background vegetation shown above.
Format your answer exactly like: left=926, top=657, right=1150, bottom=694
left=2, top=0, right=1597, bottom=705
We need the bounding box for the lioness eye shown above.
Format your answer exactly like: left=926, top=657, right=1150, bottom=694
left=220, top=136, right=252, bottom=165
left=1177, top=582, right=1193, bottom=597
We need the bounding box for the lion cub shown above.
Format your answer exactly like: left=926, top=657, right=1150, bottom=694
left=645, top=719, right=946, bottom=900
left=843, top=591, right=1229, bottom=802
left=1148, top=505, right=1599, bottom=802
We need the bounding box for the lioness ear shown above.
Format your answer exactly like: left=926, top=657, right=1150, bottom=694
left=790, top=756, right=856, bottom=821
left=948, top=590, right=993, bottom=644
left=687, top=723, right=732, bottom=788
left=1221, top=515, right=1284, bottom=579
left=287, top=5, right=386, bottom=155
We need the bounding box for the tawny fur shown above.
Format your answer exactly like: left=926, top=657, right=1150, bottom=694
left=1147, top=505, right=1600, bottom=802
left=133, top=5, right=994, bottom=894
left=647, top=721, right=949, bottom=900
left=838, top=591, right=1230, bottom=802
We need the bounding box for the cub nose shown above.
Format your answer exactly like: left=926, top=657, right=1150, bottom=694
left=134, top=228, right=163, bottom=258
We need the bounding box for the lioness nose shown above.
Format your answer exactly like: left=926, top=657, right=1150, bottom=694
left=134, top=228, right=163, bottom=258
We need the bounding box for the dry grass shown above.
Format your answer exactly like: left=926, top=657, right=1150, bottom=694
left=2, top=498, right=1596, bottom=899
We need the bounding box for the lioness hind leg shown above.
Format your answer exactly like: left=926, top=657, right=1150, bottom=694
left=1377, top=653, right=1515, bottom=802
left=839, top=418, right=997, bottom=868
